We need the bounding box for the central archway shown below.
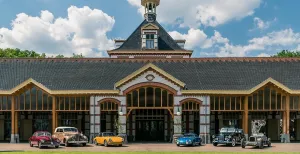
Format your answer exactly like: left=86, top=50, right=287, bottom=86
left=125, top=83, right=175, bottom=142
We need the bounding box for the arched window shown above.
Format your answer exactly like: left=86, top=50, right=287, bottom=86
left=126, top=87, right=174, bottom=108
left=14, top=86, right=52, bottom=111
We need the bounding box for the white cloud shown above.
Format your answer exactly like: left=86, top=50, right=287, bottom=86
left=250, top=17, right=277, bottom=31
left=257, top=53, right=270, bottom=57
left=128, top=0, right=262, bottom=28
left=254, top=17, right=271, bottom=30
left=169, top=29, right=228, bottom=49
left=216, top=28, right=300, bottom=57
left=0, top=6, right=115, bottom=57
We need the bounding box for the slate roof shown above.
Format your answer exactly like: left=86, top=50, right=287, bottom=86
left=1, top=58, right=300, bottom=91
left=110, top=20, right=185, bottom=51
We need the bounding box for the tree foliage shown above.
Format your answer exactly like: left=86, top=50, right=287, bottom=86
left=273, top=50, right=300, bottom=57
left=0, top=48, right=84, bottom=58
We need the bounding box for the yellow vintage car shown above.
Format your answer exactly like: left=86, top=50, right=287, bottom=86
left=94, top=132, right=124, bottom=147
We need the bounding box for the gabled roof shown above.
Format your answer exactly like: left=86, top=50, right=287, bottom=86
left=109, top=20, right=187, bottom=52
left=115, top=63, right=185, bottom=88
left=1, top=58, right=300, bottom=94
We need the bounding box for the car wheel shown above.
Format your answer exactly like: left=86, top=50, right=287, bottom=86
left=82, top=143, right=86, bottom=146
left=65, top=142, right=69, bottom=147
left=213, top=143, right=218, bottom=146
left=94, top=140, right=98, bottom=146
left=241, top=141, right=246, bottom=149
left=231, top=138, right=236, bottom=147
left=104, top=140, right=108, bottom=147
left=268, top=142, right=271, bottom=147
left=259, top=142, right=263, bottom=149
left=29, top=141, right=33, bottom=147
left=55, top=146, right=59, bottom=148
left=176, top=144, right=180, bottom=147
left=119, top=144, right=122, bottom=147
left=199, top=141, right=202, bottom=146
left=38, top=142, right=42, bottom=149
left=192, top=141, right=196, bottom=147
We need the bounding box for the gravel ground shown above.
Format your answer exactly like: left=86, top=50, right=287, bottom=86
left=0, top=143, right=299, bottom=152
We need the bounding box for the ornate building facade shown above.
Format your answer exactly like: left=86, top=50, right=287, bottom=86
left=0, top=0, right=300, bottom=143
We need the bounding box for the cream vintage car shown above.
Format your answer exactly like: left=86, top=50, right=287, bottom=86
left=53, top=127, right=88, bottom=147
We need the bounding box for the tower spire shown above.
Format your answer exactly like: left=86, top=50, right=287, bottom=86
left=141, top=0, right=160, bottom=22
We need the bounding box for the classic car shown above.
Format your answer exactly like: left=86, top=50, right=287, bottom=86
left=242, top=133, right=271, bottom=149
left=176, top=133, right=202, bottom=147
left=29, top=131, right=60, bottom=149
left=53, top=127, right=88, bottom=147
left=94, top=132, right=124, bottom=147
left=212, top=127, right=245, bottom=147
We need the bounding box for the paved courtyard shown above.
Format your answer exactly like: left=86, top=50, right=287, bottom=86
left=0, top=143, right=300, bottom=152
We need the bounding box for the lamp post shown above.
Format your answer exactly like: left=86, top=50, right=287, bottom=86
left=176, top=107, right=181, bottom=116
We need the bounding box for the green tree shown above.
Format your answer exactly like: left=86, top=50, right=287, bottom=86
left=0, top=48, right=46, bottom=58
left=72, top=53, right=84, bottom=58
left=273, top=50, right=300, bottom=57
left=0, top=48, right=85, bottom=58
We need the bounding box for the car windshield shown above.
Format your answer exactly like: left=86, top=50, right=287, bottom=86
left=37, top=132, right=51, bottom=136
left=220, top=128, right=235, bottom=133
left=64, top=128, right=78, bottom=132
left=103, top=133, right=115, bottom=136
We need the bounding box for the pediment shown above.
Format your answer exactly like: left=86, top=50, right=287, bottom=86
left=141, top=23, right=159, bottom=30
left=115, top=63, right=185, bottom=93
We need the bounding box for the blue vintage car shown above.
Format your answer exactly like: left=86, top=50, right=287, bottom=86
left=176, top=133, right=202, bottom=147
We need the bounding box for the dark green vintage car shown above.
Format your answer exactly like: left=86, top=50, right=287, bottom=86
left=212, top=127, right=245, bottom=147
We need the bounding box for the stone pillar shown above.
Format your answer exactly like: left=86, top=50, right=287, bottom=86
left=10, top=96, right=19, bottom=143
left=118, top=97, right=127, bottom=143
left=173, top=104, right=182, bottom=143
left=243, top=96, right=249, bottom=139
left=200, top=96, right=210, bottom=144
left=52, top=96, right=56, bottom=134
left=89, top=96, right=100, bottom=143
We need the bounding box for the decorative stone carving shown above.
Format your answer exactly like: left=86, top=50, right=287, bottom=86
left=251, top=120, right=266, bottom=135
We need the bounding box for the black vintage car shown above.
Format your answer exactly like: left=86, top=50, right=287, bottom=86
left=212, top=127, right=245, bottom=147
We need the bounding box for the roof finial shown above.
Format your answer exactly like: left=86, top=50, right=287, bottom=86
left=141, top=0, right=160, bottom=22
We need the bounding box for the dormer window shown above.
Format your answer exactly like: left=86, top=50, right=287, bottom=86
left=142, top=30, right=158, bottom=49
left=146, top=33, right=155, bottom=49
left=141, top=23, right=159, bottom=50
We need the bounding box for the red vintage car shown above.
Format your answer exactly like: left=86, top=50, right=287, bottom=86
left=29, top=131, right=60, bottom=149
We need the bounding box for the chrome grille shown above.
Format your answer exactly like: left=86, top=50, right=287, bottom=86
left=249, top=137, right=255, bottom=142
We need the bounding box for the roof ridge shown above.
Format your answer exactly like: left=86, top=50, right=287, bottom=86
left=1, top=57, right=300, bottom=62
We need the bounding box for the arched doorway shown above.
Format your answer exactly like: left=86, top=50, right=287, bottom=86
left=180, top=99, right=202, bottom=135
left=98, top=99, right=120, bottom=134
left=125, top=85, right=175, bottom=142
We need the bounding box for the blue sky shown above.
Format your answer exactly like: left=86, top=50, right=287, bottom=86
left=0, top=0, right=299, bottom=57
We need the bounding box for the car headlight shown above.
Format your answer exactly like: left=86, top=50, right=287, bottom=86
left=188, top=140, right=191, bottom=142
left=228, top=135, right=232, bottom=139
left=257, top=138, right=262, bottom=141
left=212, top=135, right=215, bottom=139
left=109, top=138, right=112, bottom=142
left=40, top=139, right=45, bottom=143
left=122, top=138, right=124, bottom=142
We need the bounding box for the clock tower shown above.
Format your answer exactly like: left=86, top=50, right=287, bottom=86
left=142, top=0, right=160, bottom=22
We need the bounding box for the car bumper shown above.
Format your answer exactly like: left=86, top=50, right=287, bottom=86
left=177, top=141, right=193, bottom=145
left=67, top=141, right=88, bottom=144
left=108, top=142, right=123, bottom=146
left=213, top=140, right=233, bottom=144
left=41, top=142, right=59, bottom=147
left=245, top=142, right=259, bottom=146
